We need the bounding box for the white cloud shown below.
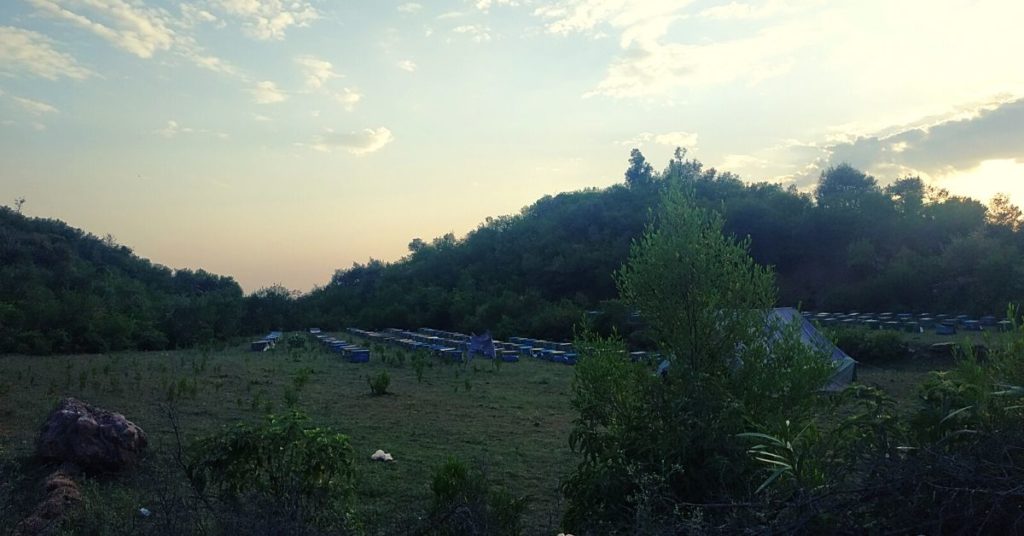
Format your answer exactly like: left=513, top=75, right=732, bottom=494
left=620, top=131, right=698, bottom=148
left=452, top=24, right=492, bottom=42
left=397, top=3, right=422, bottom=13
left=533, top=1, right=818, bottom=98
left=334, top=88, right=362, bottom=111
left=699, top=1, right=794, bottom=20
left=11, top=96, right=59, bottom=115
left=397, top=59, right=417, bottom=72
left=153, top=119, right=227, bottom=139
left=154, top=119, right=192, bottom=138
left=312, top=127, right=394, bottom=155
left=252, top=114, right=272, bottom=122
left=27, top=1, right=238, bottom=75
left=28, top=0, right=176, bottom=58
left=211, top=0, right=318, bottom=40
left=295, top=55, right=339, bottom=89
left=0, top=26, right=93, bottom=80
left=180, top=4, right=218, bottom=26
left=473, top=0, right=519, bottom=11
left=252, top=81, right=287, bottom=104
left=181, top=48, right=238, bottom=75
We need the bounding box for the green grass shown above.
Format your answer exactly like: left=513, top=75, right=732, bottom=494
left=1, top=328, right=992, bottom=533
left=0, top=336, right=576, bottom=534
left=848, top=328, right=1013, bottom=404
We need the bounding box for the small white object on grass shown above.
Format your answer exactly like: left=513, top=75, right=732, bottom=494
left=139, top=507, right=151, bottom=517
left=370, top=449, right=394, bottom=462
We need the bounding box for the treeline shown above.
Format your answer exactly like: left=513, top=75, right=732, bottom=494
left=297, top=150, right=1024, bottom=338
left=3, top=149, right=1023, bottom=354
left=0, top=208, right=247, bottom=354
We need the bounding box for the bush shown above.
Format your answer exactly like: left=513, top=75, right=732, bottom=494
left=187, top=411, right=358, bottom=534
left=427, top=457, right=527, bottom=536
left=830, top=328, right=906, bottom=363
left=562, top=186, right=834, bottom=533
left=368, top=370, right=390, bottom=395
left=287, top=333, right=306, bottom=349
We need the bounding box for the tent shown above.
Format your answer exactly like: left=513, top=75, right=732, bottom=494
left=770, top=308, right=856, bottom=391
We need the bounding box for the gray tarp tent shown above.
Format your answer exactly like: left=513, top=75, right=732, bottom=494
left=770, top=307, right=857, bottom=390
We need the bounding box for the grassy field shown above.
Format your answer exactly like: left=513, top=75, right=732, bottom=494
left=2, top=328, right=1006, bottom=534
left=850, top=328, right=1014, bottom=402
left=0, top=335, right=576, bottom=534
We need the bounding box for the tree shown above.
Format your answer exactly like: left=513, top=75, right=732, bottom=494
left=407, top=237, right=427, bottom=253
left=562, top=185, right=833, bottom=532
left=616, top=185, right=776, bottom=372
left=815, top=163, right=879, bottom=210
left=885, top=176, right=926, bottom=217
left=988, top=193, right=1023, bottom=231
left=624, top=148, right=654, bottom=188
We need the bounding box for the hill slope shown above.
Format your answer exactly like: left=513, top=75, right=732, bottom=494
left=0, top=207, right=244, bottom=354
left=298, top=154, right=1024, bottom=338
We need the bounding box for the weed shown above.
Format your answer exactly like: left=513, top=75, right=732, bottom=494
left=368, top=370, right=391, bottom=396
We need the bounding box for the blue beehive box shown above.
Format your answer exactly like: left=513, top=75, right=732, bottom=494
left=347, top=349, right=370, bottom=363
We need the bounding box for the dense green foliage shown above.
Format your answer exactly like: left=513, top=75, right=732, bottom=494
left=829, top=328, right=908, bottom=364
left=186, top=411, right=358, bottom=534
left=0, top=207, right=245, bottom=354
left=560, top=188, right=1024, bottom=534
left=3, top=149, right=1023, bottom=354
left=561, top=187, right=834, bottom=533
left=427, top=457, right=528, bottom=536
left=298, top=152, right=1024, bottom=340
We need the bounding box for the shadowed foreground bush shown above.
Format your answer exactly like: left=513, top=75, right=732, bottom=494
left=186, top=411, right=358, bottom=535
left=426, top=457, right=528, bottom=536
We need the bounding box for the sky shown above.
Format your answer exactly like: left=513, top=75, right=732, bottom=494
left=1, top=0, right=1023, bottom=293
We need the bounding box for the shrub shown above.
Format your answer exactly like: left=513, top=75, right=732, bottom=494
left=368, top=370, right=390, bottom=396
left=830, top=328, right=906, bottom=364
left=287, top=333, right=306, bottom=349
left=187, top=411, right=358, bottom=534
left=562, top=186, right=834, bottom=533
left=412, top=353, right=427, bottom=383
left=427, top=457, right=527, bottom=536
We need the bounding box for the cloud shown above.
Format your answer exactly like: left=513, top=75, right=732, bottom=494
left=699, top=1, right=794, bottom=20
left=793, top=98, right=1024, bottom=189
left=152, top=119, right=227, bottom=139
left=295, top=55, right=339, bottom=89
left=334, top=88, right=362, bottom=111
left=252, top=81, right=287, bottom=103
left=397, top=3, right=422, bottom=13
left=533, top=1, right=817, bottom=98
left=27, top=1, right=238, bottom=75
left=0, top=26, right=93, bottom=80
left=620, top=131, right=698, bottom=148
left=210, top=0, right=318, bottom=40
left=28, top=0, right=176, bottom=58
left=312, top=127, right=394, bottom=155
left=11, top=96, right=59, bottom=115
left=473, top=0, right=519, bottom=11
left=154, top=119, right=192, bottom=138
left=397, top=59, right=417, bottom=72
left=179, top=4, right=218, bottom=26
left=452, top=24, right=492, bottom=42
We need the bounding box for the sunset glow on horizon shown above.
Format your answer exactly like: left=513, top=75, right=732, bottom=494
left=2, top=0, right=1023, bottom=292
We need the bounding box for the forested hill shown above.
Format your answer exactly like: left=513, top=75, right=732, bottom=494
left=3, top=150, right=1023, bottom=354
left=0, top=207, right=245, bottom=354
left=299, top=150, right=1024, bottom=339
